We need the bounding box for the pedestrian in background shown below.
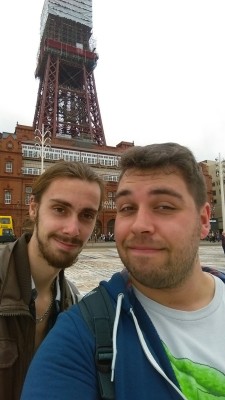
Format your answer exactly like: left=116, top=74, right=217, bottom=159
left=0, top=160, right=104, bottom=400
left=221, top=231, right=225, bottom=255
left=21, top=143, right=225, bottom=400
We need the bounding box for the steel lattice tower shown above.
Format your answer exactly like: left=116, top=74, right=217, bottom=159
left=34, top=0, right=106, bottom=145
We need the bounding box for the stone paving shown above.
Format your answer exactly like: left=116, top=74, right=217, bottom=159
left=65, top=242, right=225, bottom=294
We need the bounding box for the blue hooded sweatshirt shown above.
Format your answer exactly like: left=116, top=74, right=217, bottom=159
left=21, top=267, right=225, bottom=400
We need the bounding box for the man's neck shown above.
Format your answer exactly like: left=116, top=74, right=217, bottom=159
left=132, top=269, right=215, bottom=311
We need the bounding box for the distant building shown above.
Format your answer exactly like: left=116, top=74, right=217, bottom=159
left=201, top=159, right=225, bottom=231
left=0, top=127, right=213, bottom=237
left=0, top=124, right=134, bottom=237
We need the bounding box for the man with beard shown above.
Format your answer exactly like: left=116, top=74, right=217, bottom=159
left=0, top=160, right=104, bottom=400
left=21, top=143, right=225, bottom=400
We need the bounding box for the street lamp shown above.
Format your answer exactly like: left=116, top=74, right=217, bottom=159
left=216, top=153, right=225, bottom=231
left=34, top=124, right=51, bottom=174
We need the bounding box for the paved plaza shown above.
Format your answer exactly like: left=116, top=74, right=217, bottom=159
left=65, top=242, right=225, bottom=294
left=1, top=241, right=223, bottom=295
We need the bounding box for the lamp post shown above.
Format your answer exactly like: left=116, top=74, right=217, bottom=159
left=216, top=153, right=225, bottom=232
left=34, top=124, right=51, bottom=174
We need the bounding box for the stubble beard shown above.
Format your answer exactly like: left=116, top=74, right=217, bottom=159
left=35, top=216, right=82, bottom=269
left=117, top=224, right=201, bottom=289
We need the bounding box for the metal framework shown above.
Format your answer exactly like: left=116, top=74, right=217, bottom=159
left=34, top=5, right=106, bottom=145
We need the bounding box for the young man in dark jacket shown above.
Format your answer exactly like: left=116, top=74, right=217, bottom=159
left=0, top=160, right=104, bottom=400
left=21, top=143, right=225, bottom=400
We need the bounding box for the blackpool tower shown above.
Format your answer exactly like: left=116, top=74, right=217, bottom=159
left=34, top=0, right=106, bottom=145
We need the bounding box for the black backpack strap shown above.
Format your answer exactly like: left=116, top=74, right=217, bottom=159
left=78, top=285, right=115, bottom=400
left=202, top=266, right=225, bottom=283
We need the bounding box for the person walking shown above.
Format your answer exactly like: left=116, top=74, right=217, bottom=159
left=0, top=160, right=104, bottom=400
left=21, top=143, right=225, bottom=400
left=221, top=231, right=225, bottom=255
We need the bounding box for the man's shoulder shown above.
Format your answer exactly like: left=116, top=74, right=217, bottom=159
left=65, top=279, right=80, bottom=304
left=202, top=266, right=225, bottom=283
left=0, top=241, right=15, bottom=269
left=0, top=234, right=31, bottom=281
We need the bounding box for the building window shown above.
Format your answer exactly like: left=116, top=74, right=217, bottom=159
left=103, top=199, right=116, bottom=209
left=25, top=186, right=32, bottom=205
left=103, top=175, right=119, bottom=182
left=5, top=161, right=13, bottom=173
left=108, top=191, right=116, bottom=198
left=22, top=167, right=40, bottom=175
left=25, top=194, right=31, bottom=205
left=4, top=191, right=12, bottom=204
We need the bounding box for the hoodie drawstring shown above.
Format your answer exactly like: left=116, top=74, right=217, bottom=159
left=129, top=308, right=188, bottom=400
left=110, top=293, right=188, bottom=400
left=111, top=293, right=124, bottom=382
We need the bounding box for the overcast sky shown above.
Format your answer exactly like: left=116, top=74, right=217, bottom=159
left=1, top=0, right=225, bottom=162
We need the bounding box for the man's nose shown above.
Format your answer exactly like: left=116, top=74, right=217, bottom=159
left=62, top=215, right=80, bottom=236
left=131, top=209, right=155, bottom=234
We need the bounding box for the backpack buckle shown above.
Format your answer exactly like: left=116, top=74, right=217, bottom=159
left=96, top=347, right=113, bottom=373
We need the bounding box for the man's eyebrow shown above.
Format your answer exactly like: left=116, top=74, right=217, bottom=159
left=50, top=199, right=98, bottom=213
left=115, top=189, right=132, bottom=201
left=49, top=199, right=71, bottom=207
left=115, top=188, right=183, bottom=201
left=149, top=188, right=183, bottom=200
left=82, top=208, right=98, bottom=214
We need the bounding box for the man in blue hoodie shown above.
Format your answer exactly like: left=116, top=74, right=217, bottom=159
left=21, top=143, right=225, bottom=400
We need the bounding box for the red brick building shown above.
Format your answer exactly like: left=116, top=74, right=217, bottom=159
left=0, top=124, right=134, bottom=238
left=0, top=125, right=213, bottom=238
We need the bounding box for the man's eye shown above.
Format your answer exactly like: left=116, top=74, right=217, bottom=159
left=53, top=207, right=65, bottom=214
left=118, top=205, right=134, bottom=212
left=82, top=212, right=95, bottom=220
left=156, top=205, right=176, bottom=210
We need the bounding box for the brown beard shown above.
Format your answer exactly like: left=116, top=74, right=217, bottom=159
left=34, top=213, right=83, bottom=269
left=117, top=222, right=201, bottom=290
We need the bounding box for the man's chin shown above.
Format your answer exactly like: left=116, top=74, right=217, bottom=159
left=44, top=251, right=78, bottom=269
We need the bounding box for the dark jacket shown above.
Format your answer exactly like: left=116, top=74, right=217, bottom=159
left=0, top=233, right=78, bottom=400
left=221, top=234, right=225, bottom=248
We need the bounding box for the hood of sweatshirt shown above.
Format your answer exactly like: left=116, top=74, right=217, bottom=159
left=99, top=266, right=225, bottom=400
left=100, top=270, right=188, bottom=400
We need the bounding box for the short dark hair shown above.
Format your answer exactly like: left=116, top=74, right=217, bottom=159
left=119, top=142, right=207, bottom=209
left=32, top=161, right=105, bottom=210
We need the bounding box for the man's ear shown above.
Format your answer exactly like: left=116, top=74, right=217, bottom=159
left=200, top=202, right=211, bottom=239
left=29, top=195, right=38, bottom=221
